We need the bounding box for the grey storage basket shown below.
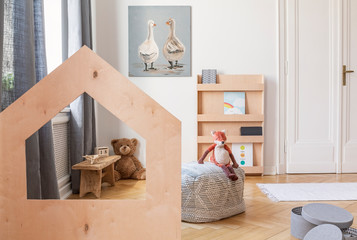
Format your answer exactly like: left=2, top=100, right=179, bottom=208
left=291, top=206, right=317, bottom=239
left=303, top=224, right=344, bottom=240
left=291, top=203, right=354, bottom=239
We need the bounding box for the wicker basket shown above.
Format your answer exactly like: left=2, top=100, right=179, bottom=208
left=181, top=162, right=245, bottom=223
left=342, top=227, right=357, bottom=240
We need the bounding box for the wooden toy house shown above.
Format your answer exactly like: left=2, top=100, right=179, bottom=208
left=0, top=47, right=181, bottom=240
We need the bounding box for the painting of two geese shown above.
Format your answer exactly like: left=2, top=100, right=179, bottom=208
left=129, top=6, right=191, bottom=77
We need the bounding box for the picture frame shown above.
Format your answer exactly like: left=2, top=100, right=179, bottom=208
left=128, top=6, right=191, bottom=77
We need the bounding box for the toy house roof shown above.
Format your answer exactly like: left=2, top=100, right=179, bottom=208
left=0, top=46, right=181, bottom=240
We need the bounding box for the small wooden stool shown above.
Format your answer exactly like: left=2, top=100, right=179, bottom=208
left=72, top=155, right=121, bottom=198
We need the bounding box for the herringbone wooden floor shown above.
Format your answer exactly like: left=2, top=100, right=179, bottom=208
left=70, top=174, right=357, bottom=239
left=182, top=174, right=357, bottom=239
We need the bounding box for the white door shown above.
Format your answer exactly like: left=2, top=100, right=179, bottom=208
left=286, top=0, right=340, bottom=173
left=341, top=0, right=357, bottom=172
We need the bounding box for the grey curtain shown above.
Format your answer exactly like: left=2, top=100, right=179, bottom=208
left=0, top=0, right=59, bottom=199
left=65, top=0, right=96, bottom=194
left=0, top=3, right=3, bottom=102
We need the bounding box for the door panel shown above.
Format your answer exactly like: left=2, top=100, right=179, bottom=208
left=342, top=0, right=357, bottom=172
left=286, top=0, right=339, bottom=173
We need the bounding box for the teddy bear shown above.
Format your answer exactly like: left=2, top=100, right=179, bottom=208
left=111, top=138, right=146, bottom=181
left=198, top=130, right=239, bottom=181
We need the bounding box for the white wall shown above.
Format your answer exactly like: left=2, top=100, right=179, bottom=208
left=93, top=0, right=279, bottom=174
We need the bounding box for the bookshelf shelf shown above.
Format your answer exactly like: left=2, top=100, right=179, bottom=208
left=197, top=74, right=264, bottom=175
left=240, top=166, right=264, bottom=174
left=197, top=83, right=264, bottom=92
left=197, top=114, right=264, bottom=122
left=197, top=136, right=264, bottom=143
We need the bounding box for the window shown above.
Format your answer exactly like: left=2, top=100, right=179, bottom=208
left=44, top=1, right=71, bottom=199
left=44, top=0, right=63, bottom=73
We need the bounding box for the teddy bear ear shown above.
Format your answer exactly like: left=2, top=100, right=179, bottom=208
left=221, top=129, right=226, bottom=134
left=211, top=130, right=216, bottom=136
left=111, top=139, right=118, bottom=146
left=131, top=138, right=138, bottom=146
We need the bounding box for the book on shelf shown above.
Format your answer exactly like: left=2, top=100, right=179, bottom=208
left=241, top=126, right=262, bottom=136
left=201, top=69, right=217, bottom=84
left=232, top=143, right=253, bottom=167
left=224, top=92, right=245, bottom=114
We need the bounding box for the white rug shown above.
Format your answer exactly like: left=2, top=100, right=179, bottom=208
left=257, top=183, right=357, bottom=202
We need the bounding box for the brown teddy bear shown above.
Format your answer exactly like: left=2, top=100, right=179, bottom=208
left=111, top=138, right=146, bottom=181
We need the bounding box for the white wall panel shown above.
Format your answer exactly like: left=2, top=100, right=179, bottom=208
left=286, top=0, right=340, bottom=173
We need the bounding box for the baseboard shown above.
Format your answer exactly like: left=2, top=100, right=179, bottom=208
left=264, top=165, right=277, bottom=175
left=60, top=182, right=72, bottom=200
left=61, top=189, right=73, bottom=200
left=278, top=163, right=286, bottom=174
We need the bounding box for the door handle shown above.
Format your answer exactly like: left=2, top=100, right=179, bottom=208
left=343, top=65, right=355, bottom=86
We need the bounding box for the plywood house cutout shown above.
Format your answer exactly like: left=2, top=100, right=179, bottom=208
left=0, top=46, right=181, bottom=240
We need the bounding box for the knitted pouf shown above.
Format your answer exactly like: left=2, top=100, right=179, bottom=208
left=181, top=161, right=246, bottom=223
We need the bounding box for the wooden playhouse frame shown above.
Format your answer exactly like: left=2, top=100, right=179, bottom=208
left=0, top=47, right=181, bottom=240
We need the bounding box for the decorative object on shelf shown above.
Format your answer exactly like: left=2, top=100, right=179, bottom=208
left=232, top=143, right=253, bottom=167
left=201, top=69, right=217, bottom=84
left=198, top=130, right=239, bottom=181
left=224, top=92, right=245, bottom=114
left=83, top=154, right=106, bottom=165
left=111, top=138, right=146, bottom=181
left=128, top=6, right=191, bottom=77
left=241, top=126, right=263, bottom=136
left=94, top=146, right=109, bottom=156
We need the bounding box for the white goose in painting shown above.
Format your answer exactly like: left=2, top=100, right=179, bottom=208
left=138, top=20, right=159, bottom=71
left=163, top=18, right=185, bottom=69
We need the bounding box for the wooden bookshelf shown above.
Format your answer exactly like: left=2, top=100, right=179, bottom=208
left=197, top=74, right=264, bottom=175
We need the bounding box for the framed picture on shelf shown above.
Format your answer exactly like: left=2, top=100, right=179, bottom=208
left=232, top=143, right=253, bottom=167
left=224, top=92, right=245, bottom=114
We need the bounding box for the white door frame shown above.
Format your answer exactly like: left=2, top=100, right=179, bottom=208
left=279, top=0, right=343, bottom=174
left=341, top=0, right=357, bottom=173
left=336, top=0, right=343, bottom=174
left=278, top=0, right=287, bottom=174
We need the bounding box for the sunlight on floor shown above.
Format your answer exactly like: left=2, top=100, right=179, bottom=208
left=68, top=179, right=146, bottom=200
